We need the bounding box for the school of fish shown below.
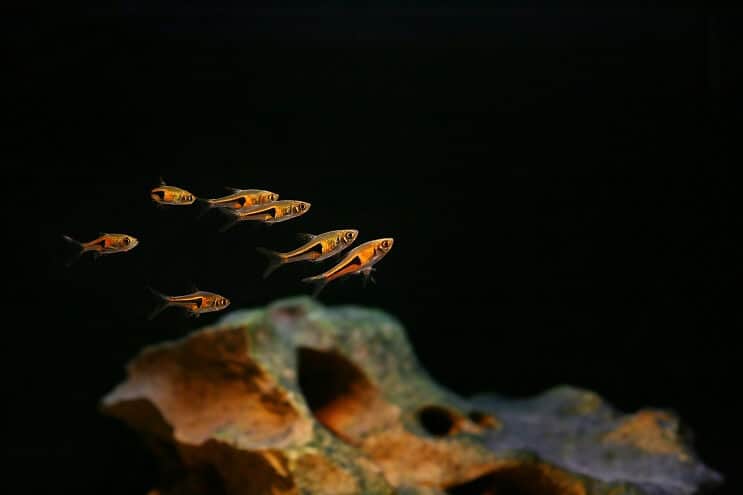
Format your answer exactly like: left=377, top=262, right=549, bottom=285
left=63, top=177, right=394, bottom=318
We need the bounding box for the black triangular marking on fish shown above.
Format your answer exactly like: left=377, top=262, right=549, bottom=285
left=235, top=196, right=247, bottom=207
left=96, top=239, right=107, bottom=247
left=264, top=207, right=277, bottom=218
left=308, top=242, right=324, bottom=255
left=152, top=190, right=165, bottom=200
left=336, top=255, right=363, bottom=272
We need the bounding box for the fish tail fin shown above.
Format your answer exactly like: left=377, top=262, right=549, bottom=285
left=301, top=275, right=328, bottom=298
left=194, top=197, right=215, bottom=219
left=61, top=235, right=84, bottom=266
left=146, top=286, right=171, bottom=320
left=255, top=247, right=285, bottom=279
left=218, top=208, right=240, bottom=232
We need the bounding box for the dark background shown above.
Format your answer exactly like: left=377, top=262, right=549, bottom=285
left=6, top=6, right=739, bottom=494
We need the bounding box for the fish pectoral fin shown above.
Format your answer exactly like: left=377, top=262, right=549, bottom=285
left=224, top=186, right=242, bottom=193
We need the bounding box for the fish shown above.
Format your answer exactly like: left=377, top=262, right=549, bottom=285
left=219, top=200, right=311, bottom=231
left=150, top=178, right=197, bottom=205
left=62, top=233, right=139, bottom=266
left=147, top=287, right=230, bottom=320
left=197, top=188, right=280, bottom=216
left=301, top=237, right=394, bottom=296
left=256, top=229, right=359, bottom=278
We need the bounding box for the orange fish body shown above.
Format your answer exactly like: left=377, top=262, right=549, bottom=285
left=205, top=188, right=279, bottom=210
left=147, top=288, right=230, bottom=319
left=256, top=229, right=359, bottom=278
left=220, top=200, right=310, bottom=231
left=302, top=238, right=394, bottom=296
left=150, top=179, right=197, bottom=205
left=62, top=233, right=139, bottom=265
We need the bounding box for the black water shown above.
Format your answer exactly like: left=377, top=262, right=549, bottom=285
left=7, top=6, right=738, bottom=494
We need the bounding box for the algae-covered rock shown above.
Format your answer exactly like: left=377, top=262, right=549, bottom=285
left=102, top=297, right=721, bottom=495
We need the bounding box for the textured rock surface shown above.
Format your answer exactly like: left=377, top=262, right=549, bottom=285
left=102, top=297, right=721, bottom=495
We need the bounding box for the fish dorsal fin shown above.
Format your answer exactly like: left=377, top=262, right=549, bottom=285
left=159, top=176, right=166, bottom=185
left=224, top=186, right=242, bottom=193
left=189, top=282, right=200, bottom=293
left=296, top=233, right=315, bottom=242
left=98, top=232, right=108, bottom=238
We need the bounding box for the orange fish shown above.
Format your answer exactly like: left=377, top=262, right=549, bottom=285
left=219, top=200, right=311, bottom=231
left=150, top=178, right=197, bottom=205
left=147, top=287, right=230, bottom=320
left=302, top=238, right=394, bottom=296
left=199, top=187, right=279, bottom=211
left=62, top=233, right=139, bottom=266
left=256, top=229, right=359, bottom=278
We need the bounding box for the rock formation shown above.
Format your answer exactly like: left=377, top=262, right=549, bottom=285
left=102, top=297, right=721, bottom=495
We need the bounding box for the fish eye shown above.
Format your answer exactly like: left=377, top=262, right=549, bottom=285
left=381, top=240, right=390, bottom=249
left=345, top=232, right=354, bottom=240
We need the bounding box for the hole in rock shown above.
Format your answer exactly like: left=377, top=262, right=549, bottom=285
left=446, top=466, right=579, bottom=495
left=418, top=405, right=458, bottom=436
left=296, top=347, right=378, bottom=440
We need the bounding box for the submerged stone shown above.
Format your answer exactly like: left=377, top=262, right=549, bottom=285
left=102, top=297, right=721, bottom=495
